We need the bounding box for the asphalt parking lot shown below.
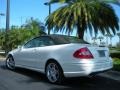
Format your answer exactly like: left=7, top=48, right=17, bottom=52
left=0, top=59, right=120, bottom=90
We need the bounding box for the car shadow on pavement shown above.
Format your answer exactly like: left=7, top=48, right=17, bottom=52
left=0, top=64, right=49, bottom=84
left=14, top=67, right=49, bottom=84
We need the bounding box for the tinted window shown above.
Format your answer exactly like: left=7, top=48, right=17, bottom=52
left=51, top=35, right=88, bottom=44
left=24, top=38, right=39, bottom=48
left=67, top=36, right=89, bottom=44
left=37, top=37, right=55, bottom=46
left=24, top=37, right=55, bottom=48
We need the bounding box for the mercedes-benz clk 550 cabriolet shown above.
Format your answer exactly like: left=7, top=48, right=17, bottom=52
left=6, top=35, right=113, bottom=84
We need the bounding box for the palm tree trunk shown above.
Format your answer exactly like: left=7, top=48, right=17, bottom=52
left=77, top=26, right=84, bottom=39
left=77, top=18, right=84, bottom=40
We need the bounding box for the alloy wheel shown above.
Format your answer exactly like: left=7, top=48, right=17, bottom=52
left=6, top=56, right=15, bottom=70
left=46, top=62, right=61, bottom=83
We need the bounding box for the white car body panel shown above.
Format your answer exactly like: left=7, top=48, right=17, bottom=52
left=8, top=42, right=113, bottom=77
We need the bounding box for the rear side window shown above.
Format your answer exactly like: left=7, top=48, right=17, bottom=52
left=51, top=36, right=70, bottom=44
left=51, top=35, right=89, bottom=44
left=38, top=37, right=55, bottom=46
left=67, top=36, right=89, bottom=44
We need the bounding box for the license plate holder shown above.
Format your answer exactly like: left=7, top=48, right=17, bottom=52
left=98, top=50, right=105, bottom=57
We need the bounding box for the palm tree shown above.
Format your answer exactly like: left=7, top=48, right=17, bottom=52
left=23, top=17, right=46, bottom=35
left=117, top=33, right=120, bottom=43
left=46, top=0, right=119, bottom=40
left=99, top=0, right=120, bottom=6
left=50, top=0, right=120, bottom=6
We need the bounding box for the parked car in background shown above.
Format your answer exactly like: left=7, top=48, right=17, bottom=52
left=6, top=35, right=113, bottom=84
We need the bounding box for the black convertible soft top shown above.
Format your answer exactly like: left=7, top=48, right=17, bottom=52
left=43, top=34, right=89, bottom=44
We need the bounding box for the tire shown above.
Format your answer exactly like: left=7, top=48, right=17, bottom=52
left=45, top=61, right=64, bottom=84
left=6, top=56, right=15, bottom=70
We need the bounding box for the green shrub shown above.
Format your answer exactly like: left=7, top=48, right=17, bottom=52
left=0, top=53, right=5, bottom=58
left=110, top=53, right=120, bottom=58
left=113, top=58, right=120, bottom=71
left=0, top=18, right=46, bottom=51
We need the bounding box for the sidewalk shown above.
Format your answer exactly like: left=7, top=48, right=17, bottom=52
left=99, top=70, right=120, bottom=82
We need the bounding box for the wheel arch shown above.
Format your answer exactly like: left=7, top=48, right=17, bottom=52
left=6, top=53, right=15, bottom=70
left=7, top=54, right=13, bottom=58
left=45, top=59, right=64, bottom=74
left=6, top=54, right=15, bottom=62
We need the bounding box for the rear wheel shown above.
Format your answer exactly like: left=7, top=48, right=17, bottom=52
left=45, top=61, right=64, bottom=84
left=6, top=56, right=15, bottom=70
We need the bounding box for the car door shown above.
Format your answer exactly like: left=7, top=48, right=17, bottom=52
left=29, top=36, right=55, bottom=69
left=16, top=36, right=55, bottom=69
left=16, top=38, right=40, bottom=67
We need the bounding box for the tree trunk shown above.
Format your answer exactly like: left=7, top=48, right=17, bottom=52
left=77, top=27, right=84, bottom=40
left=77, top=18, right=85, bottom=40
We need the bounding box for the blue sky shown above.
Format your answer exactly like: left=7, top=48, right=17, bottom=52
left=0, top=0, right=62, bottom=26
left=0, top=0, right=120, bottom=45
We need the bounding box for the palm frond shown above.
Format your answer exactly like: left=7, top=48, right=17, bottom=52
left=46, top=0, right=119, bottom=39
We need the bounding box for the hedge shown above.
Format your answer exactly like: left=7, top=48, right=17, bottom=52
left=110, top=53, right=120, bottom=58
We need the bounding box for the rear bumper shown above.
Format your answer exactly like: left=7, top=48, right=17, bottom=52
left=63, top=60, right=113, bottom=77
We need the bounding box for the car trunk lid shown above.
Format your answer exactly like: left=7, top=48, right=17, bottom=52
left=72, top=43, right=110, bottom=63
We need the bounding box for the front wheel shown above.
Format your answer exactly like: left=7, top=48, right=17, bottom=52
left=45, top=62, right=64, bottom=84
left=6, top=56, right=15, bottom=70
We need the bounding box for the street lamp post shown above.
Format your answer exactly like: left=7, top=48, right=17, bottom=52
left=5, top=0, right=10, bottom=54
left=6, top=0, right=10, bottom=32
left=44, top=2, right=51, bottom=35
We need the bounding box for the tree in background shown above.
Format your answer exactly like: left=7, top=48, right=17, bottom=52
left=0, top=29, right=5, bottom=49
left=117, top=33, right=120, bottom=43
left=45, top=0, right=119, bottom=40
left=116, top=33, right=120, bottom=47
left=0, top=18, right=46, bottom=50
left=22, top=17, right=46, bottom=35
left=100, top=0, right=120, bottom=6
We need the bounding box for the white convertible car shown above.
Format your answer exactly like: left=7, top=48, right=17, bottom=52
left=6, top=35, right=113, bottom=84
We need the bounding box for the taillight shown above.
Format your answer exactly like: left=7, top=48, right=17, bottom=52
left=73, top=47, right=94, bottom=59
